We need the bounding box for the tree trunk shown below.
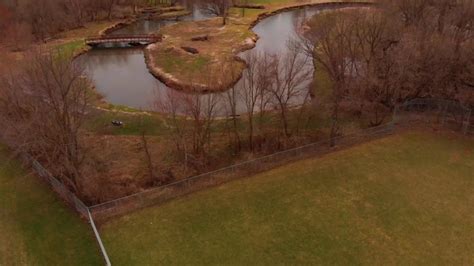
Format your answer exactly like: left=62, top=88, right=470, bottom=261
left=248, top=115, right=254, bottom=151
left=330, top=100, right=339, bottom=147
left=141, top=131, right=154, bottom=179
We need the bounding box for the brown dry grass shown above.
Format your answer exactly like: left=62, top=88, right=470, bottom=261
left=149, top=16, right=255, bottom=90
left=81, top=134, right=174, bottom=204
left=0, top=46, right=23, bottom=72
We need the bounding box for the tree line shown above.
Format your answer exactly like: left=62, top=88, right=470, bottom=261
left=0, top=0, right=149, bottom=49
left=305, top=0, right=473, bottom=129
left=0, top=0, right=242, bottom=50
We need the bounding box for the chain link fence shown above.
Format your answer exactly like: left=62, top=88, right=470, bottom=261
left=25, top=154, right=90, bottom=216
left=1, top=100, right=472, bottom=220
left=394, top=98, right=472, bottom=135
left=88, top=123, right=396, bottom=220
left=88, top=98, right=473, bottom=221
left=0, top=135, right=111, bottom=266
left=0, top=98, right=472, bottom=265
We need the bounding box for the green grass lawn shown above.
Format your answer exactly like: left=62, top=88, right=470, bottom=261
left=0, top=145, right=103, bottom=265
left=101, top=130, right=474, bottom=265
left=55, top=39, right=86, bottom=58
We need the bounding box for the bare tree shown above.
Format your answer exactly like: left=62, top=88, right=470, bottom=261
left=301, top=0, right=473, bottom=131
left=199, top=0, right=232, bottom=25
left=155, top=84, right=219, bottom=167
left=240, top=52, right=264, bottom=150
left=102, top=0, right=117, bottom=20
left=390, top=0, right=432, bottom=27
left=223, top=84, right=241, bottom=153
left=266, top=43, right=312, bottom=139
left=66, top=0, right=87, bottom=27
left=155, top=88, right=189, bottom=162
left=135, top=114, right=157, bottom=182
left=185, top=93, right=219, bottom=156
left=432, top=0, right=456, bottom=33
left=0, top=50, right=90, bottom=193
left=303, top=11, right=356, bottom=146
left=346, top=10, right=400, bottom=126
left=220, top=60, right=243, bottom=153
left=0, top=4, right=13, bottom=33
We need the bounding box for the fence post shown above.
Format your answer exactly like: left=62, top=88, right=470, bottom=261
left=87, top=209, right=112, bottom=266
left=463, top=109, right=471, bottom=135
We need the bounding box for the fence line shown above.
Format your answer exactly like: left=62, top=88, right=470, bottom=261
left=87, top=98, right=472, bottom=220
left=88, top=122, right=396, bottom=220
left=0, top=98, right=472, bottom=264
left=27, top=155, right=111, bottom=265
left=27, top=154, right=90, bottom=216
left=0, top=136, right=111, bottom=265
left=394, top=98, right=473, bottom=135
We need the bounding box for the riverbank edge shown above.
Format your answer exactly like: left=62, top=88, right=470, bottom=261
left=248, top=1, right=375, bottom=28
left=99, top=6, right=193, bottom=36
left=144, top=41, right=253, bottom=93
left=67, top=18, right=136, bottom=61
left=70, top=6, right=193, bottom=60
left=72, top=9, right=192, bottom=110
left=144, top=1, right=375, bottom=93
left=100, top=19, right=139, bottom=36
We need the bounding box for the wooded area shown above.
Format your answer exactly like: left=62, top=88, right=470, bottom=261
left=0, top=0, right=149, bottom=49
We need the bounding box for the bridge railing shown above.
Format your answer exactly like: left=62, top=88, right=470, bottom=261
left=85, top=34, right=162, bottom=42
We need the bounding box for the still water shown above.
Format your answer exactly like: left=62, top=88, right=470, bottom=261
left=109, top=6, right=212, bottom=35
left=78, top=6, right=344, bottom=112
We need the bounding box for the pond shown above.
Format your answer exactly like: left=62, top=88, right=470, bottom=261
left=78, top=4, right=354, bottom=113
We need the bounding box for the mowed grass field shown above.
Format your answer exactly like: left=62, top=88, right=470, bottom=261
left=101, top=130, right=474, bottom=265
left=0, top=145, right=102, bottom=265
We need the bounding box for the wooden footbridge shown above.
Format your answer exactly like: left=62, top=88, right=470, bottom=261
left=85, top=34, right=162, bottom=46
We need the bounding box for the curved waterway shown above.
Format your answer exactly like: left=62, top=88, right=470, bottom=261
left=78, top=4, right=354, bottom=113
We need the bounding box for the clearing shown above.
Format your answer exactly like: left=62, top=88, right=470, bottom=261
left=0, top=145, right=102, bottom=265
left=100, top=130, right=474, bottom=265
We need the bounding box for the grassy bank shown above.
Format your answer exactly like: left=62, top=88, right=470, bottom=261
left=148, top=16, right=250, bottom=91
left=49, top=20, right=127, bottom=58
left=148, top=0, right=367, bottom=91
left=101, top=130, right=474, bottom=265
left=0, top=146, right=102, bottom=265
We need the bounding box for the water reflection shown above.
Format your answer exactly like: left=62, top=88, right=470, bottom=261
left=110, top=5, right=213, bottom=35
left=80, top=6, right=336, bottom=113
left=79, top=48, right=162, bottom=109
left=109, top=20, right=171, bottom=36
left=247, top=7, right=319, bottom=54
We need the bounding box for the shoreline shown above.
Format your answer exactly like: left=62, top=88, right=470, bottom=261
left=71, top=6, right=194, bottom=60
left=144, top=1, right=375, bottom=93
left=248, top=1, right=375, bottom=29
left=143, top=35, right=254, bottom=93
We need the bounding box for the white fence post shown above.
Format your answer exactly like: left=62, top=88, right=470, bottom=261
left=87, top=209, right=112, bottom=266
